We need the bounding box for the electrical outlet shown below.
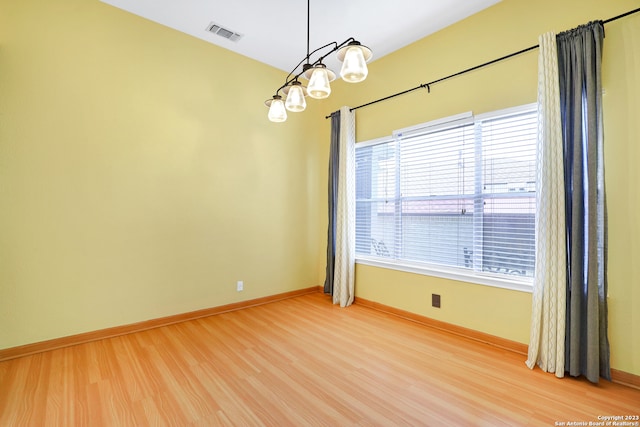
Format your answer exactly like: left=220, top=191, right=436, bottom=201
left=237, top=281, right=244, bottom=292
left=432, top=293, right=441, bottom=308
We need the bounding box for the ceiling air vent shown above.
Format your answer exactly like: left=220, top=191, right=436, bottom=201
left=206, top=22, right=243, bottom=42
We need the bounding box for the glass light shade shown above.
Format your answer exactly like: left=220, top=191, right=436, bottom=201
left=307, top=66, right=332, bottom=99
left=285, top=83, right=306, bottom=112
left=340, top=46, right=369, bottom=83
left=267, top=96, right=287, bottom=122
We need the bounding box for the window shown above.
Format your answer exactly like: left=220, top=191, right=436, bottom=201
left=355, top=105, right=537, bottom=289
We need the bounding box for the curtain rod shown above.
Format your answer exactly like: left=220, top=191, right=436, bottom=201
left=325, top=6, right=640, bottom=119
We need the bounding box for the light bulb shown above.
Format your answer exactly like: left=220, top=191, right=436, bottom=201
left=285, top=83, right=306, bottom=112
left=307, top=66, right=332, bottom=99
left=340, top=46, right=369, bottom=83
left=267, top=96, right=287, bottom=122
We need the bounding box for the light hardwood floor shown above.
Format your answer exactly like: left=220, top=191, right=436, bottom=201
left=1, top=292, right=638, bottom=426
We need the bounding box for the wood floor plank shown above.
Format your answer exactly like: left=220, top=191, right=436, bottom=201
left=1, top=292, right=639, bottom=426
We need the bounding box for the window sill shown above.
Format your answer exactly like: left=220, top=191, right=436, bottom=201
left=355, top=257, right=533, bottom=293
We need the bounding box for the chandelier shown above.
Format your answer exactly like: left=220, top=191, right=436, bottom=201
left=264, top=0, right=372, bottom=122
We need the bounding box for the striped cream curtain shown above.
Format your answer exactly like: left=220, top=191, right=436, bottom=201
left=333, top=106, right=356, bottom=307
left=323, top=106, right=355, bottom=306
left=526, top=31, right=567, bottom=377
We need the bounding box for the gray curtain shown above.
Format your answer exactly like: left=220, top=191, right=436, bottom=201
left=323, top=111, right=341, bottom=295
left=557, top=21, right=610, bottom=383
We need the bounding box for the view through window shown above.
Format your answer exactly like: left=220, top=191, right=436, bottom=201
left=355, top=105, right=538, bottom=282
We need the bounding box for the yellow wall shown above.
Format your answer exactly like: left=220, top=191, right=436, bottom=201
left=0, top=0, right=324, bottom=349
left=323, top=0, right=640, bottom=376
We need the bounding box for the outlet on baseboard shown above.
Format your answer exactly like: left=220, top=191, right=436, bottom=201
left=432, top=293, right=441, bottom=308
left=237, top=280, right=244, bottom=292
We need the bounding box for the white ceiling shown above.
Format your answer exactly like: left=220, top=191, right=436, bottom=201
left=99, top=0, right=501, bottom=77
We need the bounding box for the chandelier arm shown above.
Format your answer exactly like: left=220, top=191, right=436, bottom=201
left=307, top=37, right=357, bottom=67
left=272, top=37, right=359, bottom=97
left=283, top=65, right=306, bottom=87
left=334, top=37, right=357, bottom=51
left=276, top=38, right=340, bottom=93
left=282, top=41, right=338, bottom=86
left=306, top=41, right=339, bottom=62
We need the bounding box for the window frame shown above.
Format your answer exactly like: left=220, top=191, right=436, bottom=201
left=355, top=104, right=537, bottom=293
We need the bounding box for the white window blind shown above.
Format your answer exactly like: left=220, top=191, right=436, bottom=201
left=355, top=105, right=537, bottom=282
